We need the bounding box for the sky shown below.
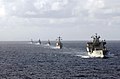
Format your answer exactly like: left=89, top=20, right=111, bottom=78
left=0, top=0, right=120, bottom=41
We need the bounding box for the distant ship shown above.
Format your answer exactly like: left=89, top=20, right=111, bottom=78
left=86, top=33, right=108, bottom=58
left=38, top=39, right=41, bottom=45
left=31, top=39, right=34, bottom=44
left=46, top=40, right=51, bottom=46
left=30, top=39, right=41, bottom=45
left=56, top=36, right=63, bottom=49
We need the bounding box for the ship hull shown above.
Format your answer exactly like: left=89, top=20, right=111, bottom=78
left=56, top=46, right=62, bottom=49
left=56, top=42, right=62, bottom=49
left=46, top=44, right=50, bottom=46
left=88, top=50, right=108, bottom=58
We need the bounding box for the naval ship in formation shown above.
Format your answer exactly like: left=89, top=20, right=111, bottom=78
left=46, top=40, right=51, bottom=46
left=30, top=39, right=41, bottom=45
left=86, top=33, right=108, bottom=58
left=55, top=36, right=63, bottom=49
left=30, top=34, right=109, bottom=58
left=30, top=37, right=63, bottom=49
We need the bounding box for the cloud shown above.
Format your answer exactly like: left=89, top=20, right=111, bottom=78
left=0, top=5, right=6, bottom=17
left=2, top=0, right=78, bottom=18
left=0, top=0, right=120, bottom=41
left=0, top=1, right=6, bottom=17
left=0, top=0, right=120, bottom=27
left=85, top=0, right=105, bottom=18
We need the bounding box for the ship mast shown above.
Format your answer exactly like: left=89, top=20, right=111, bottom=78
left=91, top=33, right=100, bottom=45
left=58, top=36, right=62, bottom=42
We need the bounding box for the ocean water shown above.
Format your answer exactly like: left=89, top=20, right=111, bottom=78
left=0, top=41, right=120, bottom=79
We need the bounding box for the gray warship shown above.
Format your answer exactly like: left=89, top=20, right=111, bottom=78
left=38, top=39, right=41, bottom=44
left=56, top=36, right=63, bottom=49
left=30, top=39, right=41, bottom=45
left=86, top=33, right=108, bottom=58
left=47, top=40, right=51, bottom=46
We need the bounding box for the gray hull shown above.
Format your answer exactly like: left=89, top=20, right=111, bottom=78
left=87, top=47, right=108, bottom=58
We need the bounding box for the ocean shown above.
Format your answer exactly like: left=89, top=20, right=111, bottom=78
left=0, top=41, right=120, bottom=79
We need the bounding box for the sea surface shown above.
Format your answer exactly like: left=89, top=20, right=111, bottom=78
left=0, top=41, right=120, bottom=79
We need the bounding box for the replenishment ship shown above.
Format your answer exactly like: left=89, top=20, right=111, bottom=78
left=86, top=33, right=108, bottom=58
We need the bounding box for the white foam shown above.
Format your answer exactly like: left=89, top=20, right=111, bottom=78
left=34, top=43, right=40, bottom=45
left=76, top=54, right=90, bottom=58
left=76, top=52, right=115, bottom=58
left=28, top=42, right=33, bottom=44
left=50, top=46, right=61, bottom=49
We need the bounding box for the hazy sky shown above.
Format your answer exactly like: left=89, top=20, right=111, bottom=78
left=0, top=0, right=120, bottom=41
